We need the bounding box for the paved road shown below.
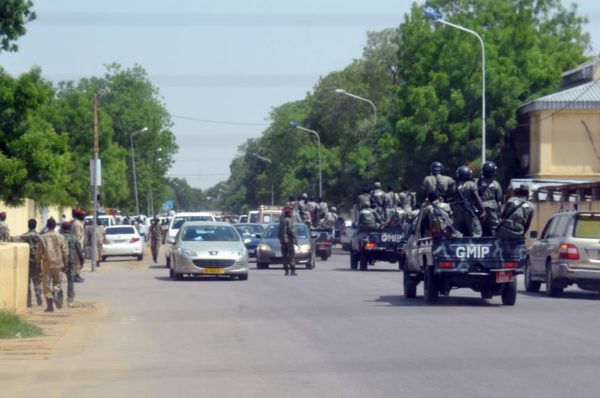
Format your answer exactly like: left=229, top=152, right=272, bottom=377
left=2, top=247, right=600, bottom=398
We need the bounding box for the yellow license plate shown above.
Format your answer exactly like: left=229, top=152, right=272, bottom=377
left=202, top=268, right=225, bottom=274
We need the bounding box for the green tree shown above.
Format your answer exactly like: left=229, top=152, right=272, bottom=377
left=0, top=0, right=35, bottom=53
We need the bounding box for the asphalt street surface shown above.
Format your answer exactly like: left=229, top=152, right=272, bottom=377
left=2, top=246, right=600, bottom=398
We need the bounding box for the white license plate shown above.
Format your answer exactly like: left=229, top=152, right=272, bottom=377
left=274, top=251, right=282, bottom=257
left=496, top=271, right=513, bottom=283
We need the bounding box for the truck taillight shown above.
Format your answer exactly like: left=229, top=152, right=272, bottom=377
left=438, top=261, right=453, bottom=269
left=365, top=242, right=377, bottom=249
left=130, top=237, right=140, bottom=243
left=559, top=243, right=579, bottom=260
left=503, top=261, right=519, bottom=269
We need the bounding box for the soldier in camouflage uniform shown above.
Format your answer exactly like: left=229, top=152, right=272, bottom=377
left=452, top=166, right=485, bottom=237
left=20, top=219, right=42, bottom=307
left=71, top=208, right=86, bottom=282
left=477, top=161, right=503, bottom=236
left=421, top=161, right=455, bottom=203
left=497, top=185, right=535, bottom=239
left=36, top=218, right=68, bottom=312
left=0, top=211, right=10, bottom=242
left=356, top=187, right=371, bottom=210
left=61, top=221, right=85, bottom=308
left=278, top=206, right=298, bottom=276
left=149, top=216, right=163, bottom=263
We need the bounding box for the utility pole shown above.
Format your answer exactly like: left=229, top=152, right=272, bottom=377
left=91, top=93, right=99, bottom=272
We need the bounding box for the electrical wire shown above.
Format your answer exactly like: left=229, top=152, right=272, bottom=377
left=172, top=114, right=269, bottom=126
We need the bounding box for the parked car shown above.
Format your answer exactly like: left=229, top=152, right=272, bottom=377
left=527, top=211, right=600, bottom=296
left=234, top=223, right=265, bottom=259
left=167, top=221, right=249, bottom=280
left=256, top=223, right=316, bottom=269
left=101, top=225, right=144, bottom=261
left=165, top=212, right=216, bottom=266
left=84, top=215, right=116, bottom=227
left=238, top=215, right=248, bottom=223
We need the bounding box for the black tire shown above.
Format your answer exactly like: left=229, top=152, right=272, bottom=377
left=403, top=268, right=417, bottom=299
left=174, top=271, right=183, bottom=281
left=101, top=256, right=107, bottom=262
left=238, top=273, right=248, bottom=281
left=320, top=253, right=328, bottom=261
left=306, top=254, right=315, bottom=269
left=169, top=268, right=175, bottom=280
left=359, top=253, right=368, bottom=271
left=166, top=256, right=171, bottom=268
left=256, top=262, right=269, bottom=269
left=137, top=254, right=143, bottom=261
left=524, top=260, right=541, bottom=292
left=350, top=252, right=358, bottom=270
left=398, top=256, right=406, bottom=271
left=424, top=267, right=439, bottom=305
left=546, top=264, right=563, bottom=297
left=501, top=279, right=517, bottom=306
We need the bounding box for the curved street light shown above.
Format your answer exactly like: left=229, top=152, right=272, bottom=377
left=334, top=88, right=378, bottom=126
left=423, top=7, right=486, bottom=163
left=130, top=127, right=149, bottom=216
left=289, top=121, right=322, bottom=198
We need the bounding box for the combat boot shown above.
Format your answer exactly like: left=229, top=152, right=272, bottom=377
left=74, top=275, right=85, bottom=283
left=45, top=298, right=54, bottom=312
left=54, top=290, right=63, bottom=309
left=35, top=288, right=43, bottom=306
left=284, top=269, right=289, bottom=276
left=153, top=254, right=157, bottom=263
left=290, top=269, right=297, bottom=276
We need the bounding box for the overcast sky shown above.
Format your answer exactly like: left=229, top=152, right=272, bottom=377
left=2, top=0, right=599, bottom=189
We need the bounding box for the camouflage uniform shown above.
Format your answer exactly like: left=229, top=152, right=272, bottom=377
left=497, top=196, right=535, bottom=239
left=398, top=190, right=416, bottom=213
left=62, top=231, right=85, bottom=306
left=478, top=178, right=503, bottom=236
left=306, top=199, right=318, bottom=227
left=36, top=230, right=68, bottom=308
left=20, top=229, right=42, bottom=307
left=421, top=174, right=455, bottom=202
left=278, top=215, right=297, bottom=275
left=453, top=180, right=484, bottom=237
left=149, top=222, right=162, bottom=262
left=358, top=207, right=381, bottom=230
left=420, top=200, right=455, bottom=238
left=356, top=193, right=371, bottom=210
left=0, top=220, right=10, bottom=242
left=71, top=218, right=85, bottom=273
left=84, top=222, right=94, bottom=259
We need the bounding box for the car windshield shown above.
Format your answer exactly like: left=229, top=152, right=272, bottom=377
left=263, top=224, right=309, bottom=239
left=181, top=226, right=239, bottom=242
left=573, top=215, right=600, bottom=238
left=106, top=227, right=136, bottom=235
left=173, top=216, right=212, bottom=230
left=234, top=224, right=264, bottom=236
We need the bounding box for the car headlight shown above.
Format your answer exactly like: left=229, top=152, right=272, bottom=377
left=300, top=244, right=312, bottom=253
left=232, top=248, right=247, bottom=258
left=258, top=244, right=272, bottom=252
left=178, top=247, right=197, bottom=257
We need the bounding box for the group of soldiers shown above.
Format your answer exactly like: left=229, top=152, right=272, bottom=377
left=286, top=193, right=338, bottom=229
left=355, top=160, right=535, bottom=240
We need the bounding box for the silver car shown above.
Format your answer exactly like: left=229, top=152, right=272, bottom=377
left=527, top=211, right=600, bottom=296
left=168, top=221, right=249, bottom=280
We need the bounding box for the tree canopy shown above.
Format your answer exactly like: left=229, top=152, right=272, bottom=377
left=0, top=0, right=35, bottom=53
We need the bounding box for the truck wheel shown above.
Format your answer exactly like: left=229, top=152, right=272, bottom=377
left=524, top=260, right=541, bottom=292
left=257, top=262, right=269, bottom=269
left=320, top=253, right=328, bottom=261
left=350, top=252, right=358, bottom=270
left=359, top=253, right=368, bottom=271
left=403, top=268, right=417, bottom=299
left=501, top=279, right=517, bottom=306
left=424, top=267, right=439, bottom=304
left=398, top=256, right=406, bottom=271
left=166, top=256, right=171, bottom=268
left=546, top=264, right=563, bottom=297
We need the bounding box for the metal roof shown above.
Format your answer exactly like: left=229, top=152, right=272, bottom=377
left=518, top=80, right=600, bottom=114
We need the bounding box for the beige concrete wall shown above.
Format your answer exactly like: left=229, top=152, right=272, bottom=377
left=528, top=110, right=600, bottom=179
left=529, top=200, right=600, bottom=235
left=0, top=243, right=30, bottom=314
left=0, top=200, right=65, bottom=237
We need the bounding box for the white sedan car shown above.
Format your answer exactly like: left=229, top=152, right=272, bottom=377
left=102, top=225, right=144, bottom=262
left=168, top=221, right=249, bottom=280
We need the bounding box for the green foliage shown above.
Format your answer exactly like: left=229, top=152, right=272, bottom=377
left=0, top=310, right=42, bottom=338
left=0, top=0, right=35, bottom=53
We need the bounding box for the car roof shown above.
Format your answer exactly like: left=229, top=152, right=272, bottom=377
left=173, top=212, right=213, bottom=216
left=180, top=221, right=232, bottom=227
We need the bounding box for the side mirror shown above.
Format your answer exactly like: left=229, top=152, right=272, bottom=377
left=529, top=231, right=538, bottom=239
left=255, top=234, right=261, bottom=239
left=166, top=236, right=175, bottom=245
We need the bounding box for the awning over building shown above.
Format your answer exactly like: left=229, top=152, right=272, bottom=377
left=518, top=80, right=600, bottom=115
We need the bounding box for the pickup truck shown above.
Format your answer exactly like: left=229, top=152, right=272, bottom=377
left=349, top=227, right=407, bottom=271
left=403, top=210, right=527, bottom=305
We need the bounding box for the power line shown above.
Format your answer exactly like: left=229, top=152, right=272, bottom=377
left=172, top=114, right=269, bottom=126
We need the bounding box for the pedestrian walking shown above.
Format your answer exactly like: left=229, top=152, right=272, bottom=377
left=149, top=216, right=162, bottom=263
left=0, top=211, right=10, bottom=242
left=278, top=206, right=298, bottom=276
left=71, top=208, right=86, bottom=282
left=20, top=219, right=42, bottom=307
left=95, top=218, right=106, bottom=268
left=35, top=218, right=67, bottom=312
left=61, top=221, right=85, bottom=308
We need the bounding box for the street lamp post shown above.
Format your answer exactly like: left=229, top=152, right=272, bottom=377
left=129, top=127, right=148, bottom=216
left=334, top=88, right=377, bottom=126
left=251, top=153, right=275, bottom=206
left=423, top=7, right=486, bottom=163
left=290, top=122, right=322, bottom=198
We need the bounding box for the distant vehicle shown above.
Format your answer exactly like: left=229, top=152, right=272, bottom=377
left=167, top=221, right=249, bottom=280
left=101, top=225, right=144, bottom=261
left=234, top=223, right=265, bottom=259
left=165, top=212, right=216, bottom=266
left=84, top=215, right=116, bottom=227
left=238, top=215, right=248, bottom=223
left=257, top=206, right=283, bottom=224
left=350, top=225, right=407, bottom=271
left=527, top=211, right=600, bottom=296
left=313, top=228, right=333, bottom=261
left=247, top=210, right=259, bottom=224
left=256, top=223, right=316, bottom=270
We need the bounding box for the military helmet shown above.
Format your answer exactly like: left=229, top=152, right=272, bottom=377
left=331, top=206, right=337, bottom=212
left=481, top=161, right=498, bottom=178
left=456, top=165, right=473, bottom=181
left=430, top=161, right=443, bottom=174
